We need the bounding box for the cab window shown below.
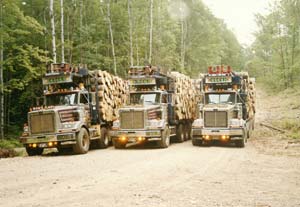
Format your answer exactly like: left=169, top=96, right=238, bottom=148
left=80, top=93, right=89, bottom=104
left=162, top=94, right=168, bottom=103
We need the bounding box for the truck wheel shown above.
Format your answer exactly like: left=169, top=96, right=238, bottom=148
left=73, top=128, right=90, bottom=154
left=186, top=122, right=192, bottom=140
left=26, top=147, right=44, bottom=156
left=247, top=130, right=251, bottom=139
left=183, top=124, right=188, bottom=141
left=192, top=138, right=202, bottom=146
left=176, top=124, right=185, bottom=143
left=113, top=140, right=126, bottom=149
left=95, top=127, right=110, bottom=149
left=158, top=127, right=170, bottom=148
left=235, top=131, right=246, bottom=148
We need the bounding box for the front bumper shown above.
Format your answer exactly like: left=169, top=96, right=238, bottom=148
left=192, top=127, right=244, bottom=141
left=111, top=129, right=162, bottom=143
left=20, top=132, right=76, bottom=147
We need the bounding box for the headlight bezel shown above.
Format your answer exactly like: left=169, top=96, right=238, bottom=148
left=192, top=119, right=204, bottom=128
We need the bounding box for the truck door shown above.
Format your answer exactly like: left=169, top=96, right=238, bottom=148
left=89, top=92, right=99, bottom=125
left=161, top=93, right=168, bottom=121
left=167, top=93, right=175, bottom=124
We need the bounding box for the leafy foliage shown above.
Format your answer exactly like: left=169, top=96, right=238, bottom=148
left=0, top=0, right=244, bottom=136
left=246, top=0, right=300, bottom=91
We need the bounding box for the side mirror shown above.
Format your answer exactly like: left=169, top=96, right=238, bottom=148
left=35, top=97, right=44, bottom=106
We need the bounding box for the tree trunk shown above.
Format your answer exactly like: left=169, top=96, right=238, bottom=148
left=128, top=0, right=133, bottom=66
left=180, top=2, right=187, bottom=72
left=107, top=1, right=117, bottom=75
left=136, top=34, right=139, bottom=65
left=60, top=0, right=65, bottom=63
left=50, top=0, right=57, bottom=64
left=180, top=19, right=185, bottom=71
left=149, top=0, right=153, bottom=64
left=0, top=1, right=4, bottom=139
left=80, top=0, right=83, bottom=63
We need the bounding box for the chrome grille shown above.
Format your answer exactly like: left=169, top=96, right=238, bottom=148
left=30, top=112, right=55, bottom=134
left=120, top=110, right=144, bottom=129
left=204, top=111, right=227, bottom=127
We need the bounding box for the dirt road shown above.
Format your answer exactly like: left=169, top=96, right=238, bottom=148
left=0, top=89, right=300, bottom=207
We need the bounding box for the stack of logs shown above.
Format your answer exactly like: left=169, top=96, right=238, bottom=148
left=238, top=72, right=256, bottom=119
left=169, top=72, right=198, bottom=120
left=90, top=70, right=128, bottom=122
left=247, top=77, right=256, bottom=118
left=193, top=73, right=205, bottom=105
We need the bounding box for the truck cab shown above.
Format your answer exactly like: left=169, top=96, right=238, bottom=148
left=20, top=64, right=105, bottom=156
left=111, top=66, right=172, bottom=149
left=192, top=66, right=254, bottom=148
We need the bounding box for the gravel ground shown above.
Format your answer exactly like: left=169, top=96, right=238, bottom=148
left=0, top=88, right=299, bottom=207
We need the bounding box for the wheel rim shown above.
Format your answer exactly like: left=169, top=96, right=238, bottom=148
left=82, top=132, right=89, bottom=148
left=165, top=130, right=170, bottom=146
left=166, top=135, right=170, bottom=146
left=104, top=135, right=109, bottom=145
left=181, top=133, right=184, bottom=140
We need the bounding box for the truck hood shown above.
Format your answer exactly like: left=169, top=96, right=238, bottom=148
left=29, top=105, right=79, bottom=114
left=203, top=104, right=235, bottom=111
left=120, top=105, right=161, bottom=111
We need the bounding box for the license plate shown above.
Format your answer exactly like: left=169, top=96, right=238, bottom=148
left=129, top=138, right=136, bottom=142
left=211, top=136, right=219, bottom=140
left=38, top=143, right=47, bottom=148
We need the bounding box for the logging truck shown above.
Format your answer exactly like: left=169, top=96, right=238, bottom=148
left=110, top=66, right=197, bottom=149
left=192, top=66, right=256, bottom=148
left=20, top=63, right=127, bottom=155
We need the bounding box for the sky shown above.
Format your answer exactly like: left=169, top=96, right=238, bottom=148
left=201, top=0, right=273, bottom=46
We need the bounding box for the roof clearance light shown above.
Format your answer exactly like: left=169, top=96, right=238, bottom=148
left=227, top=66, right=231, bottom=73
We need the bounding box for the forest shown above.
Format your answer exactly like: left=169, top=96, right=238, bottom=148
left=0, top=0, right=299, bottom=138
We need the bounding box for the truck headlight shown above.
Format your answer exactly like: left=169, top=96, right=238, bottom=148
left=230, top=119, right=243, bottom=128
left=22, top=124, right=29, bottom=137
left=147, top=120, right=163, bottom=128
left=192, top=119, right=204, bottom=128
left=23, top=124, right=29, bottom=132
left=112, top=120, right=120, bottom=130
left=62, top=123, right=76, bottom=129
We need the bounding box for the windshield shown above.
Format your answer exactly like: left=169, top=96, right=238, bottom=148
left=46, top=93, right=78, bottom=106
left=130, top=93, right=161, bottom=105
left=205, top=93, right=235, bottom=104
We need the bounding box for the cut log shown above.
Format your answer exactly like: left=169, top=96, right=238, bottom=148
left=260, top=122, right=286, bottom=133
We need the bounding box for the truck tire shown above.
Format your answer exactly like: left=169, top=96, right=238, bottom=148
left=26, top=147, right=44, bottom=156
left=176, top=124, right=185, bottom=143
left=186, top=122, right=192, bottom=140
left=73, top=128, right=90, bottom=154
left=94, top=127, right=110, bottom=149
left=235, top=131, right=246, bottom=148
left=247, top=129, right=251, bottom=139
left=113, top=140, right=126, bottom=149
left=158, top=127, right=170, bottom=148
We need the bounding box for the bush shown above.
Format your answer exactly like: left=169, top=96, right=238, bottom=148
left=0, top=138, right=23, bottom=158
left=0, top=138, right=22, bottom=149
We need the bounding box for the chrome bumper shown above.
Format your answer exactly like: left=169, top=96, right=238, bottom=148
left=111, top=129, right=162, bottom=142
left=20, top=133, right=76, bottom=144
left=192, top=128, right=244, bottom=140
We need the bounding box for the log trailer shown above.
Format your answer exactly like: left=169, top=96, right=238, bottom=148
left=20, top=63, right=126, bottom=155
left=191, top=66, right=256, bottom=147
left=110, top=66, right=197, bottom=149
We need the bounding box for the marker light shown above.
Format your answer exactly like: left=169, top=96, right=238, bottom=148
left=119, top=136, right=127, bottom=142
left=203, top=135, right=210, bottom=140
